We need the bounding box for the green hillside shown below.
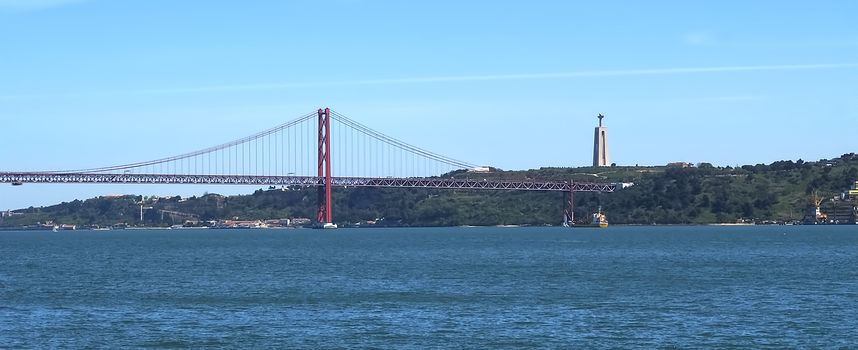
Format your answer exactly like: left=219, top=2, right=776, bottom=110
left=2, top=154, right=857, bottom=228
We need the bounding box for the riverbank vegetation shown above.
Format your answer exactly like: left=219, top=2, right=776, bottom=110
left=2, top=153, right=856, bottom=227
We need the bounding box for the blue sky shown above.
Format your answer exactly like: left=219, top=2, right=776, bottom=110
left=1, top=0, right=857, bottom=209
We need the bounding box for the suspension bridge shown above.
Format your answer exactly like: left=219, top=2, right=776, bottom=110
left=0, top=108, right=620, bottom=227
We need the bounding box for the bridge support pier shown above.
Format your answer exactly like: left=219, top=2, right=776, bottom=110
left=316, top=108, right=335, bottom=228
left=563, top=182, right=574, bottom=226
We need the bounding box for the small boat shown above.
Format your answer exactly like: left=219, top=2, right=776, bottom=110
left=311, top=222, right=339, bottom=229
left=568, top=206, right=609, bottom=228
left=11, top=182, right=23, bottom=186
left=591, top=208, right=609, bottom=228
left=322, top=223, right=338, bottom=229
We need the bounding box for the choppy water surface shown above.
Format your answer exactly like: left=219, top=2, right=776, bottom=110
left=1, top=226, right=856, bottom=348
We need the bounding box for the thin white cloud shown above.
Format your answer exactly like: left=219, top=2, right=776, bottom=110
left=682, top=31, right=858, bottom=48
left=740, top=40, right=858, bottom=48
left=2, top=62, right=858, bottom=100
left=687, top=95, right=765, bottom=102
left=0, top=0, right=89, bottom=11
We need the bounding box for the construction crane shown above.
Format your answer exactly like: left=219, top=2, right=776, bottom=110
left=159, top=209, right=199, bottom=222
left=139, top=203, right=153, bottom=222
left=810, top=191, right=827, bottom=222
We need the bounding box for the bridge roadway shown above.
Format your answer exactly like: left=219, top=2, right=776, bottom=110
left=0, top=172, right=617, bottom=192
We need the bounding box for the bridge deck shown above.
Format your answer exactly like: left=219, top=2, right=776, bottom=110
left=0, top=173, right=616, bottom=192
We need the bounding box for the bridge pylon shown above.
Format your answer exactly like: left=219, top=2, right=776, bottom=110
left=316, top=108, right=334, bottom=228
left=563, top=181, right=575, bottom=226
left=0, top=108, right=624, bottom=228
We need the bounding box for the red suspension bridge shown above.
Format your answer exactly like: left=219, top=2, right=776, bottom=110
left=0, top=108, right=620, bottom=227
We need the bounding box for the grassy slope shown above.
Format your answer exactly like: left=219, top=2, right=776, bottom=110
left=3, top=155, right=857, bottom=227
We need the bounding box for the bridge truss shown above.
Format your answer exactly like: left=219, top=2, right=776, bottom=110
left=0, top=172, right=617, bottom=191
left=1, top=108, right=619, bottom=225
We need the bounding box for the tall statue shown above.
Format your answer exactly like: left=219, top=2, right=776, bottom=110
left=593, top=113, right=610, bottom=166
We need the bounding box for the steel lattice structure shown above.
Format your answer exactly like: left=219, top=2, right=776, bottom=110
left=2, top=108, right=625, bottom=225
left=0, top=172, right=617, bottom=192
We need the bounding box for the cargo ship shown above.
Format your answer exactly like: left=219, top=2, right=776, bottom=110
left=563, top=206, right=609, bottom=228
left=587, top=207, right=609, bottom=228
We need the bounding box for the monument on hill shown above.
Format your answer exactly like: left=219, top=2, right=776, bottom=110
left=592, top=114, right=610, bottom=167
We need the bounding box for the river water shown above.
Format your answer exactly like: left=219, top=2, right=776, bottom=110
left=1, top=226, right=856, bottom=348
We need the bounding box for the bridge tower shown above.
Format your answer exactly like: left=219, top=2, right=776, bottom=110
left=317, top=108, right=334, bottom=227
left=563, top=184, right=575, bottom=226
left=592, top=114, right=610, bottom=167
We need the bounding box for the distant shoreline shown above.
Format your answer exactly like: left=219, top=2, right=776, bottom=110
left=3, top=222, right=856, bottom=232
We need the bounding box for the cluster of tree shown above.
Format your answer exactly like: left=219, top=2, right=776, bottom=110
left=3, top=154, right=857, bottom=227
left=592, top=154, right=858, bottom=224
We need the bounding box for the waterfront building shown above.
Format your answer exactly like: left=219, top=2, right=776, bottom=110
left=667, top=162, right=694, bottom=168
